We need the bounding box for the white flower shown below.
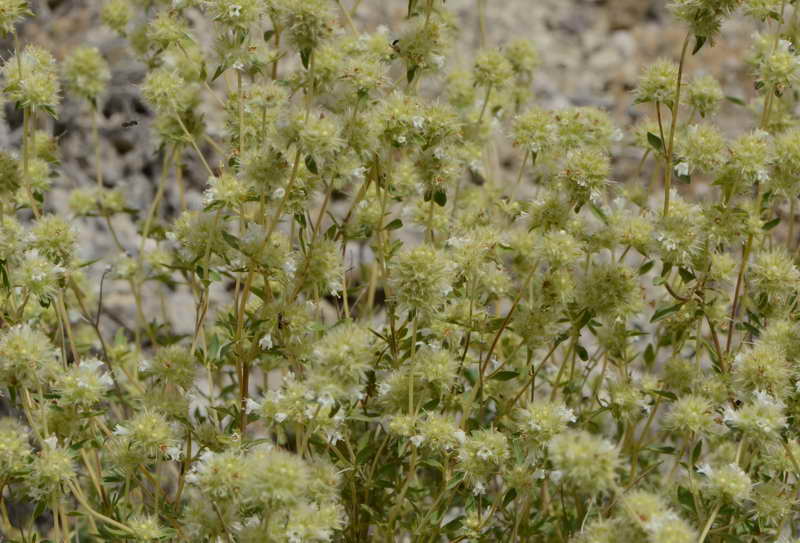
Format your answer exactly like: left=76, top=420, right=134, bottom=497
left=245, top=398, right=260, bottom=414
left=557, top=406, right=577, bottom=423
left=272, top=187, right=286, bottom=199
left=410, top=435, right=425, bottom=447
left=351, top=166, right=367, bottom=181
left=675, top=161, right=690, bottom=177
left=430, top=54, right=445, bottom=69
left=165, top=446, right=183, bottom=461
left=476, top=447, right=492, bottom=460
left=274, top=412, right=288, bottom=423
left=229, top=4, right=241, bottom=17
left=472, top=481, right=486, bottom=495
left=113, top=425, right=131, bottom=436
left=258, top=334, right=273, bottom=350
left=697, top=463, right=713, bottom=477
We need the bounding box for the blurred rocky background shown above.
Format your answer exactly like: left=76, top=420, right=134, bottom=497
left=0, top=0, right=770, bottom=334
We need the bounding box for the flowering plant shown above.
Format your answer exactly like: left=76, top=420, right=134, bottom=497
left=2, top=0, right=800, bottom=541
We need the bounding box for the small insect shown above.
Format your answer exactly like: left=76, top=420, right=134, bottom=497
left=121, top=120, right=139, bottom=128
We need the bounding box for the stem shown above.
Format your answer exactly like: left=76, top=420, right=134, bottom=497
left=662, top=32, right=691, bottom=217
left=93, top=107, right=103, bottom=187
left=477, top=84, right=493, bottom=126
left=698, top=503, right=721, bottom=543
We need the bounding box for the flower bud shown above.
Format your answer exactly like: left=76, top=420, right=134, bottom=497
left=548, top=430, right=619, bottom=494
left=101, top=0, right=132, bottom=35
left=687, top=74, right=724, bottom=117
left=3, top=45, right=61, bottom=113
left=634, top=59, right=678, bottom=105
left=474, top=48, right=514, bottom=89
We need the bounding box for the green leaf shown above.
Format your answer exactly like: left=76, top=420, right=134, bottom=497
left=692, top=439, right=703, bottom=464
left=644, top=343, right=655, bottom=365
left=407, top=65, right=418, bottom=84
left=651, top=389, right=677, bottom=401
left=221, top=230, right=240, bottom=250
left=725, top=95, right=746, bottom=106
left=300, top=48, right=312, bottom=69
left=678, top=267, right=695, bottom=283
left=575, top=343, right=589, bottom=361
left=638, top=260, right=655, bottom=275
left=446, top=472, right=465, bottom=490
left=503, top=488, right=518, bottom=507
left=589, top=202, right=608, bottom=225
left=491, top=371, right=520, bottom=381
left=0, top=261, right=9, bottom=290
left=211, top=63, right=227, bottom=82
left=676, top=486, right=695, bottom=512
left=647, top=132, right=664, bottom=153
left=386, top=218, right=403, bottom=231
left=263, top=29, right=275, bottom=42
left=762, top=216, right=781, bottom=230
left=651, top=303, right=682, bottom=323
left=646, top=445, right=675, bottom=455
left=692, top=35, right=707, bottom=55
left=305, top=155, right=318, bottom=174
left=433, top=188, right=447, bottom=207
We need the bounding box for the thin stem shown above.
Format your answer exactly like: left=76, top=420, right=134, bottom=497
left=698, top=503, right=721, bottom=543
left=477, top=84, right=493, bottom=126
left=662, top=32, right=691, bottom=217
left=93, top=107, right=103, bottom=187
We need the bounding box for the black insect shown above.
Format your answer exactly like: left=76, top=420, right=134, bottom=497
left=122, top=120, right=139, bottom=128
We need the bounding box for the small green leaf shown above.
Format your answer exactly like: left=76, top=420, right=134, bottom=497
left=644, top=343, right=655, bottom=365
left=211, top=63, right=227, bottom=82
left=647, top=132, right=664, bottom=154
left=386, top=218, right=403, bottom=231
left=762, top=216, right=781, bottom=230
left=407, top=65, right=418, bottom=84
left=433, top=188, right=447, bottom=207
left=692, top=35, right=707, bottom=55
left=221, top=230, right=240, bottom=250
left=651, top=303, right=682, bottom=323
left=647, top=446, right=675, bottom=455
left=651, top=389, right=677, bottom=401
left=263, top=29, right=275, bottom=42
left=678, top=267, right=695, bottom=282
left=692, top=439, right=703, bottom=464
left=305, top=155, right=318, bottom=174
left=575, top=343, right=589, bottom=361
left=491, top=371, right=520, bottom=381
left=725, top=95, right=746, bottom=106
left=503, top=488, right=518, bottom=507
left=638, top=260, right=655, bottom=276
left=300, top=48, right=311, bottom=69
left=676, top=486, right=695, bottom=512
